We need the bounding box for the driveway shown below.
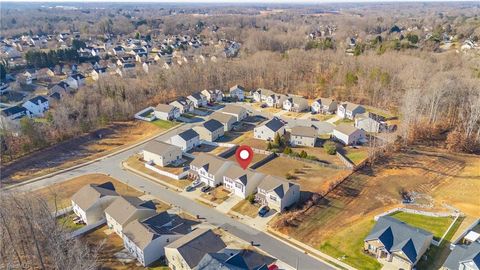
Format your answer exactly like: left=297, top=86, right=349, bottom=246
left=216, top=194, right=241, bottom=214
left=326, top=115, right=340, bottom=124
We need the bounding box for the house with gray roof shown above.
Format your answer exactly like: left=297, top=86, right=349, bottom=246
left=196, top=249, right=274, bottom=270
left=355, top=112, right=386, bottom=133
left=193, top=119, right=224, bottom=142
left=254, top=117, right=286, bottom=141
left=223, top=165, right=265, bottom=199
left=71, top=182, right=119, bottom=225
left=311, top=98, right=337, bottom=114
left=229, top=85, right=245, bottom=101
left=210, top=112, right=236, bottom=131
left=169, top=129, right=200, bottom=151
left=364, top=216, right=433, bottom=270
left=221, top=105, right=247, bottom=121
left=123, top=212, right=190, bottom=266
left=154, top=104, right=180, bottom=121
left=253, top=88, right=276, bottom=103
left=143, top=140, right=182, bottom=167
left=22, top=96, right=49, bottom=116
left=189, top=153, right=233, bottom=187
left=337, top=102, right=365, bottom=120
left=282, top=96, right=309, bottom=112
left=256, top=176, right=300, bottom=212
left=442, top=242, right=480, bottom=270
left=105, top=196, right=157, bottom=238
left=165, top=229, right=227, bottom=270
left=333, top=123, right=366, bottom=145
left=266, top=93, right=287, bottom=108
left=201, top=89, right=224, bottom=103
left=187, top=92, right=207, bottom=108
left=169, top=97, right=194, bottom=114
left=289, top=126, right=317, bottom=147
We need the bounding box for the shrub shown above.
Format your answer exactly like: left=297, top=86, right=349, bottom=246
left=283, top=147, right=293, bottom=155
left=246, top=194, right=255, bottom=204
left=323, top=141, right=337, bottom=155
left=299, top=150, right=308, bottom=158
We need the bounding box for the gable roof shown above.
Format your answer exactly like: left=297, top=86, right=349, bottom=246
left=201, top=119, right=224, bottom=132
left=71, top=182, right=118, bottom=211
left=166, top=229, right=226, bottom=268
left=144, top=140, right=180, bottom=156
left=257, top=175, right=296, bottom=199
left=155, top=103, right=176, bottom=113
left=263, top=117, right=285, bottom=132
left=210, top=112, right=236, bottom=124
left=229, top=85, right=245, bottom=92
left=104, top=196, right=156, bottom=227
left=223, top=164, right=264, bottom=186
left=190, top=153, right=232, bottom=176
left=255, top=88, right=275, bottom=97
left=1, top=105, right=27, bottom=117
left=365, top=216, right=433, bottom=264
left=290, top=126, right=317, bottom=138
left=340, top=102, right=363, bottom=112
left=315, top=97, right=335, bottom=106
left=174, top=129, right=199, bottom=141
left=443, top=242, right=480, bottom=269
left=196, top=249, right=274, bottom=270
left=123, top=211, right=180, bottom=249
left=27, top=96, right=48, bottom=104
left=334, top=123, right=361, bottom=136
left=188, top=92, right=205, bottom=101
left=222, top=105, right=246, bottom=115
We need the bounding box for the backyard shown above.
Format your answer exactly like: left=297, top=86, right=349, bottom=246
left=389, top=211, right=455, bottom=240
left=149, top=119, right=179, bottom=129
left=271, top=146, right=476, bottom=270
left=34, top=173, right=143, bottom=210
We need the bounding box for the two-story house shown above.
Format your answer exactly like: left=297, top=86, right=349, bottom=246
left=22, top=96, right=49, bottom=117
left=143, top=140, right=183, bottom=167
left=229, top=85, right=245, bottom=101
left=221, top=105, right=248, bottom=122
left=337, top=102, right=365, bottom=120
left=193, top=119, right=224, bottom=142
left=223, top=165, right=265, bottom=199
left=71, top=182, right=119, bottom=225
left=201, top=89, right=224, bottom=103
left=189, top=153, right=233, bottom=187
left=266, top=94, right=288, bottom=108
left=169, top=97, right=194, bottom=114
left=169, top=129, right=200, bottom=151
left=209, top=112, right=236, bottom=131
left=154, top=104, right=180, bottom=121
left=254, top=117, right=286, bottom=141
left=289, top=126, right=317, bottom=147
left=187, top=92, right=207, bottom=108
left=256, top=175, right=300, bottom=212
left=311, top=98, right=337, bottom=114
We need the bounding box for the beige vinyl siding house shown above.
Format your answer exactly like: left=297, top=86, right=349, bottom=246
left=71, top=182, right=119, bottom=225
left=169, top=129, right=200, bottom=151
left=221, top=104, right=247, bottom=121
left=209, top=112, right=236, bottom=131
left=105, top=196, right=157, bottom=238
left=289, top=126, right=317, bottom=147
left=282, top=96, right=309, bottom=112
left=165, top=229, right=226, bottom=270
left=193, top=119, right=224, bottom=142
left=256, top=176, right=300, bottom=212
left=253, top=88, right=276, bottom=103
left=266, top=94, right=287, bottom=108
left=311, top=98, right=337, bottom=114
left=229, top=85, right=245, bottom=101
left=189, top=153, right=233, bottom=187
left=143, top=140, right=182, bottom=167
left=337, top=102, right=365, bottom=120
left=154, top=104, right=180, bottom=121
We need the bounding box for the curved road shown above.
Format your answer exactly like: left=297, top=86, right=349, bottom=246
left=13, top=124, right=337, bottom=270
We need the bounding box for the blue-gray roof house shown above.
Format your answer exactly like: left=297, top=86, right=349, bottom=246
left=442, top=242, right=480, bottom=270
left=364, top=216, right=433, bottom=270
left=195, top=249, right=274, bottom=270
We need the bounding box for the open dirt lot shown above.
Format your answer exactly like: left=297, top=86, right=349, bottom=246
left=256, top=156, right=350, bottom=199
left=2, top=121, right=168, bottom=186
left=34, top=173, right=143, bottom=211
left=271, top=146, right=478, bottom=270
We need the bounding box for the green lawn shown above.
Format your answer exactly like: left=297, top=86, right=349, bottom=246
left=334, top=118, right=354, bottom=125
left=150, top=119, right=178, bottom=129
left=57, top=213, right=84, bottom=231
left=389, top=211, right=454, bottom=239
left=319, top=217, right=382, bottom=270
left=345, top=149, right=369, bottom=165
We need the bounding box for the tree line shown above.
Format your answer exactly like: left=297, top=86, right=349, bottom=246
left=25, top=48, right=79, bottom=68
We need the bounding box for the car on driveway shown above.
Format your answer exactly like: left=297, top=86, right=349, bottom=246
left=258, top=206, right=270, bottom=217
left=260, top=103, right=267, bottom=108
left=201, top=186, right=212, bottom=193
left=185, top=185, right=195, bottom=192
left=191, top=180, right=202, bottom=188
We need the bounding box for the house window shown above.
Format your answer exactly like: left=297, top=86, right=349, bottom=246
left=269, top=195, right=277, bottom=201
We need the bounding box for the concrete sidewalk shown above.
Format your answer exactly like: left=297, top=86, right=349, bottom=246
left=216, top=195, right=241, bottom=214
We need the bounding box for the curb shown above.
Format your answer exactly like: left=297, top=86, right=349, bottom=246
left=4, top=123, right=184, bottom=190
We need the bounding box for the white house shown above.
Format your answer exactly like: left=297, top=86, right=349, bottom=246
left=266, top=94, right=288, bottom=108
left=333, top=124, right=366, bottom=145
left=229, top=85, right=245, bottom=101
left=256, top=175, right=300, bottom=212
left=65, top=73, right=85, bottom=89
left=442, top=242, right=480, bottom=270
left=168, top=129, right=200, bottom=151
left=105, top=196, right=157, bottom=238
left=337, top=102, right=365, bottom=120
left=221, top=104, right=248, bottom=121
left=91, top=67, right=108, bottom=81
left=0, top=106, right=29, bottom=123
left=201, top=89, right=224, bottom=102
left=193, top=119, right=224, bottom=142
left=169, top=97, right=194, bottom=114
left=189, top=153, right=233, bottom=187
left=254, top=117, right=286, bottom=141
left=187, top=92, right=207, bottom=108
left=71, top=182, right=119, bottom=225
left=154, top=104, right=180, bottom=121
left=355, top=113, right=385, bottom=133
left=253, top=88, right=276, bottom=103
left=22, top=96, right=49, bottom=116
left=123, top=212, right=187, bottom=266
left=282, top=96, right=309, bottom=112
left=209, top=112, right=236, bottom=131
left=311, top=98, right=337, bottom=114
left=223, top=165, right=265, bottom=199
left=143, top=140, right=183, bottom=167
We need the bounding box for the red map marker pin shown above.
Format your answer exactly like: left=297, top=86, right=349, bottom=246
left=235, top=145, right=254, bottom=170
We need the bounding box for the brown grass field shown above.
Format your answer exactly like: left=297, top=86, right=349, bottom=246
left=272, top=146, right=479, bottom=269
left=3, top=121, right=165, bottom=185
left=34, top=173, right=143, bottom=211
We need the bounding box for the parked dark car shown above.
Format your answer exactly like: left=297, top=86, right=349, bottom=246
left=258, top=206, right=270, bottom=217
left=260, top=103, right=268, bottom=108
left=201, top=186, right=212, bottom=193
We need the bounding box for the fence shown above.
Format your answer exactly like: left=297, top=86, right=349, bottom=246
left=336, top=152, right=355, bottom=169
left=250, top=153, right=278, bottom=169
left=134, top=107, right=156, bottom=122
left=218, top=145, right=238, bottom=158
left=451, top=218, right=480, bottom=248
left=145, top=163, right=189, bottom=180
